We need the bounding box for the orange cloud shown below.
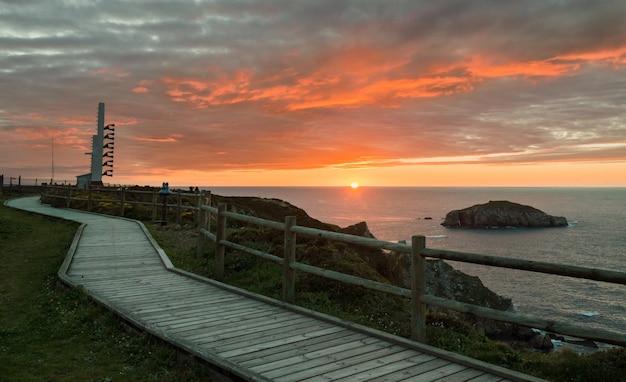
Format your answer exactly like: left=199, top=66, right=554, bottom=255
left=467, top=55, right=581, bottom=79
left=556, top=45, right=626, bottom=66
left=135, top=135, right=181, bottom=143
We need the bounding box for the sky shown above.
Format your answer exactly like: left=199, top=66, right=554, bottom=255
left=1, top=0, right=626, bottom=188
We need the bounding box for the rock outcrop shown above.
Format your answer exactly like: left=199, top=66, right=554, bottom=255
left=441, top=200, right=568, bottom=228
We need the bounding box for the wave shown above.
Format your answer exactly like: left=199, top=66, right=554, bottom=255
left=579, top=311, right=599, bottom=317
left=426, top=235, right=447, bottom=239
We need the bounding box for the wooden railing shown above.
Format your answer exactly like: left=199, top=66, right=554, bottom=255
left=195, top=197, right=626, bottom=348
left=41, top=185, right=626, bottom=347
left=40, top=184, right=203, bottom=225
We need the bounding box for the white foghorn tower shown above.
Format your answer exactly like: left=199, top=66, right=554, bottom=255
left=77, top=102, right=115, bottom=187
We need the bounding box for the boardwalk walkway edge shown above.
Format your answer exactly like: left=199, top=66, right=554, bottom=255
left=8, top=196, right=545, bottom=382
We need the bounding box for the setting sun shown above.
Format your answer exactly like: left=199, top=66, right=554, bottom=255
left=350, top=182, right=359, bottom=189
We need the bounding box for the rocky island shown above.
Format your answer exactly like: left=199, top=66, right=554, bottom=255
left=441, top=200, right=568, bottom=228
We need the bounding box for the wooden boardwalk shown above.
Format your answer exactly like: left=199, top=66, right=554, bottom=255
left=7, top=196, right=546, bottom=382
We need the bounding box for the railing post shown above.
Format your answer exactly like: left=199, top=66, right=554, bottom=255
left=196, top=191, right=208, bottom=259
left=176, top=191, right=182, bottom=225
left=411, top=235, right=427, bottom=342
left=283, top=216, right=297, bottom=304
left=205, top=191, right=211, bottom=233
left=120, top=187, right=126, bottom=216
left=214, top=203, right=227, bottom=281
left=87, top=186, right=92, bottom=211
left=66, top=188, right=72, bottom=208
left=195, top=192, right=201, bottom=225
left=151, top=189, right=158, bottom=222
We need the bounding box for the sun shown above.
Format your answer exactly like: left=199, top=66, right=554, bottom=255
left=350, top=182, right=359, bottom=189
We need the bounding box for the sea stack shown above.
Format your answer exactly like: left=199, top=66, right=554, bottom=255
left=441, top=200, right=568, bottom=228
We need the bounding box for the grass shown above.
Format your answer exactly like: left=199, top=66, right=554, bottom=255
left=0, top=194, right=216, bottom=382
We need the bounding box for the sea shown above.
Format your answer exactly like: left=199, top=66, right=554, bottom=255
left=204, top=186, right=626, bottom=341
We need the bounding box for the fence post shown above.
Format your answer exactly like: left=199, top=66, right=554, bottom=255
left=205, top=191, right=212, bottom=233
left=151, top=189, right=157, bottom=222
left=195, top=192, right=201, bottom=225
left=196, top=191, right=207, bottom=259
left=66, top=188, right=72, bottom=208
left=283, top=216, right=297, bottom=304
left=176, top=191, right=182, bottom=225
left=120, top=187, right=126, bottom=216
left=0, top=174, right=3, bottom=194
left=411, top=235, right=427, bottom=342
left=214, top=203, right=227, bottom=281
left=87, top=187, right=92, bottom=211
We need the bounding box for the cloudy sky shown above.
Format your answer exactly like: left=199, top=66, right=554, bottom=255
left=2, top=0, right=625, bottom=187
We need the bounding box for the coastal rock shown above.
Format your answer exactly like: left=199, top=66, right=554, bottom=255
left=441, top=200, right=568, bottom=228
left=531, top=334, right=555, bottom=351
left=390, top=250, right=513, bottom=312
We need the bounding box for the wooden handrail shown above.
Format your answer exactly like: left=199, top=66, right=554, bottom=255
left=41, top=185, right=626, bottom=347
left=195, top=196, right=626, bottom=347
left=41, top=185, right=201, bottom=224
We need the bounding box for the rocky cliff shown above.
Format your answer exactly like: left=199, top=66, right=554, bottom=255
left=442, top=200, right=568, bottom=228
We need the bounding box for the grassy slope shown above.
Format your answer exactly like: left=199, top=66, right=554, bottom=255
left=0, top=195, right=215, bottom=382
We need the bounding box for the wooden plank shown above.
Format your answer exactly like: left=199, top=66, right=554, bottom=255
left=118, top=295, right=250, bottom=317
left=66, top=270, right=166, bottom=283
left=78, top=275, right=194, bottom=291
left=294, top=346, right=420, bottom=381
left=416, top=367, right=486, bottom=382
left=226, top=330, right=366, bottom=367
left=207, top=323, right=340, bottom=353
left=184, top=313, right=314, bottom=343
left=190, top=320, right=318, bottom=351
left=69, top=257, right=162, bottom=267
left=328, top=354, right=445, bottom=382
left=68, top=264, right=165, bottom=274
left=129, top=295, right=258, bottom=317
left=166, top=310, right=299, bottom=336
left=466, top=375, right=509, bottom=382
left=375, top=362, right=468, bottom=381
left=98, top=283, right=209, bottom=300
left=268, top=350, right=436, bottom=381
left=234, top=331, right=367, bottom=366
left=365, top=358, right=453, bottom=381
left=249, top=336, right=397, bottom=374
left=215, top=326, right=348, bottom=359
left=68, top=258, right=158, bottom=267
left=145, top=300, right=266, bottom=323
left=150, top=305, right=278, bottom=331
left=135, top=297, right=265, bottom=321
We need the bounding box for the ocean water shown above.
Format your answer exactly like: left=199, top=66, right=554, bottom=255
left=206, top=186, right=626, bottom=337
